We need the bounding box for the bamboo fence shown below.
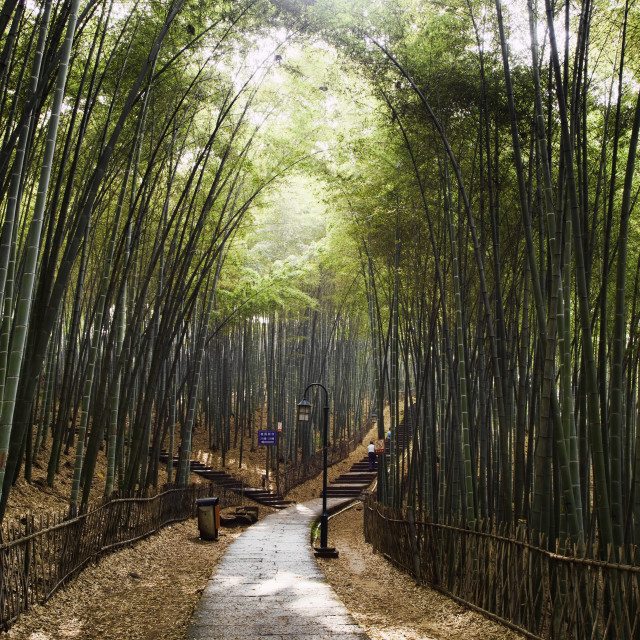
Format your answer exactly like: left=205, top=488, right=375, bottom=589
left=0, top=483, right=242, bottom=630
left=363, top=496, right=640, bottom=640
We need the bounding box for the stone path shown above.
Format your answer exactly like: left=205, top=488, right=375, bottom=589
left=187, top=498, right=370, bottom=640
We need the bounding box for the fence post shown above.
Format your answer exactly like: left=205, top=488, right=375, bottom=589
left=407, top=507, right=421, bottom=585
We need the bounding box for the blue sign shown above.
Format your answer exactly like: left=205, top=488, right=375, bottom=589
left=258, top=430, right=277, bottom=446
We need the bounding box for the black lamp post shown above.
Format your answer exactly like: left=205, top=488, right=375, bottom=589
left=297, top=383, right=338, bottom=558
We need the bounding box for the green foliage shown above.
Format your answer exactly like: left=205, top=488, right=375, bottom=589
left=3, top=0, right=640, bottom=580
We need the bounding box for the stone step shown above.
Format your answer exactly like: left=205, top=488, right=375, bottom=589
left=258, top=498, right=292, bottom=506
left=239, top=487, right=293, bottom=509
left=243, top=490, right=274, bottom=499
left=159, top=451, right=291, bottom=509
left=325, top=488, right=365, bottom=497
left=333, top=477, right=375, bottom=484
left=193, top=469, right=227, bottom=477
left=328, top=482, right=370, bottom=490
left=334, top=472, right=376, bottom=481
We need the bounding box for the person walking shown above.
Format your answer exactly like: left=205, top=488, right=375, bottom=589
left=368, top=441, right=376, bottom=471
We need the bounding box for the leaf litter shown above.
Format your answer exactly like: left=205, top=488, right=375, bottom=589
left=5, top=431, right=523, bottom=640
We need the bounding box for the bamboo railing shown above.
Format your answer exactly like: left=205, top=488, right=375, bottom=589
left=364, top=496, right=640, bottom=640
left=0, top=483, right=242, bottom=631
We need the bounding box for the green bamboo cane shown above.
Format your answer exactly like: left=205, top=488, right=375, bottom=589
left=0, top=0, right=78, bottom=500
left=543, top=0, right=613, bottom=552
left=0, top=0, right=52, bottom=405
left=609, top=86, right=640, bottom=547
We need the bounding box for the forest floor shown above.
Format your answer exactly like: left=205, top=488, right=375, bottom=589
left=3, top=427, right=523, bottom=640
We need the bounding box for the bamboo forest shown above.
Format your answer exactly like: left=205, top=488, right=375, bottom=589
left=0, top=0, right=640, bottom=637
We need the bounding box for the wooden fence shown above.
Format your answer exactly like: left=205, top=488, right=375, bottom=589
left=0, top=483, right=242, bottom=631
left=363, top=497, right=640, bottom=640
left=275, top=421, right=373, bottom=496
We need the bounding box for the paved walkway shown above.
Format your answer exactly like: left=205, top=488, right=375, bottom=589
left=187, top=498, right=370, bottom=640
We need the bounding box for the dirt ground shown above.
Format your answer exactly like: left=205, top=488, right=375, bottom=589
left=3, top=427, right=523, bottom=640
left=320, top=506, right=522, bottom=640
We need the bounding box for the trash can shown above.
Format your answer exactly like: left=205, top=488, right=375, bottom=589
left=196, top=497, right=220, bottom=540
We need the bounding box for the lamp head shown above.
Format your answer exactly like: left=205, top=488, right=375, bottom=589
left=297, top=398, right=312, bottom=424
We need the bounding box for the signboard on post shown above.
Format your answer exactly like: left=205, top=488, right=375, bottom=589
left=374, top=439, right=385, bottom=454
left=258, top=430, right=277, bottom=446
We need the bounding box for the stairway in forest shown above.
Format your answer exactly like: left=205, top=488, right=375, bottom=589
left=324, top=456, right=377, bottom=499
left=385, top=409, right=412, bottom=454
left=323, top=410, right=413, bottom=499
left=158, top=452, right=293, bottom=509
